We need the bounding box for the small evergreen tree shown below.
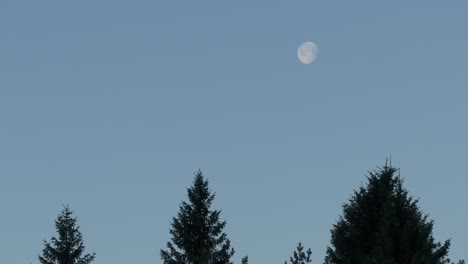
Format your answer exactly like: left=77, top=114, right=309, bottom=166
left=324, top=163, right=460, bottom=264
left=285, top=243, right=312, bottom=264
left=160, top=170, right=237, bottom=264
left=241, top=256, right=248, bottom=264
left=38, top=206, right=95, bottom=264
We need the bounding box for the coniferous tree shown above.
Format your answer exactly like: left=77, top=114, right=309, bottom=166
left=285, top=243, right=312, bottom=264
left=38, top=206, right=95, bottom=264
left=324, top=163, right=461, bottom=264
left=241, top=256, right=248, bottom=264
left=160, top=170, right=238, bottom=264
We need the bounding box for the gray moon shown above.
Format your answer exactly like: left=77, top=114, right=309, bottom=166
left=297, top=41, right=318, bottom=64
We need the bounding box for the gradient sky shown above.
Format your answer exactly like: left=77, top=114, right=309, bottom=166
left=1, top=1, right=467, bottom=264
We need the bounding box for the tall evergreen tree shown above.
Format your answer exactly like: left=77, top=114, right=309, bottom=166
left=324, top=163, right=462, bottom=264
left=285, top=243, right=312, bottom=264
left=38, top=206, right=95, bottom=264
left=160, top=170, right=237, bottom=264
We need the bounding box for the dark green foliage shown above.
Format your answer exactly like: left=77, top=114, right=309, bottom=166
left=241, top=256, right=248, bottom=264
left=38, top=206, right=95, bottom=264
left=285, top=243, right=312, bottom=264
left=160, top=170, right=235, bottom=264
left=324, top=164, right=453, bottom=264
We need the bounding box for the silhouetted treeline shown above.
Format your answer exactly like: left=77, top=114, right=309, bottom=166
left=36, top=163, right=464, bottom=264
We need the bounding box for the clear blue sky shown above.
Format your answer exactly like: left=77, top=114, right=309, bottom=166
left=1, top=1, right=467, bottom=263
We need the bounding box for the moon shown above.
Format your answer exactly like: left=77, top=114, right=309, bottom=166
left=297, top=41, right=318, bottom=64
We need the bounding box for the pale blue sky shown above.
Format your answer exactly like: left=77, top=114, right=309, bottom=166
left=1, top=1, right=467, bottom=264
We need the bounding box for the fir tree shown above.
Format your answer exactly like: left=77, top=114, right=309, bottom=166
left=241, top=256, right=248, bottom=264
left=285, top=243, right=312, bottom=264
left=160, top=170, right=236, bottom=264
left=38, top=206, right=95, bottom=264
left=324, top=163, right=460, bottom=264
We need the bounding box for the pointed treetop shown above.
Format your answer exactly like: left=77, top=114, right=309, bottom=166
left=38, top=205, right=95, bottom=264
left=285, top=243, right=312, bottom=264
left=161, top=170, right=235, bottom=264
left=325, top=164, right=453, bottom=264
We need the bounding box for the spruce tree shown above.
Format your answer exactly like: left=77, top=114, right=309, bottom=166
left=38, top=206, right=95, bottom=264
left=160, top=170, right=236, bottom=264
left=324, top=163, right=462, bottom=264
left=241, top=256, right=248, bottom=264
left=285, top=243, right=312, bottom=264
